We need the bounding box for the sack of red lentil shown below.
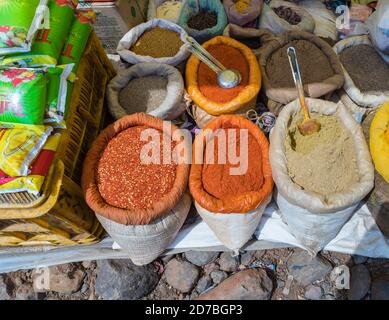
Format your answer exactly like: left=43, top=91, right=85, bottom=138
left=0, top=0, right=50, bottom=56
left=223, top=0, right=263, bottom=27
left=258, top=31, right=344, bottom=105
left=178, top=0, right=228, bottom=43
left=147, top=0, right=184, bottom=24
left=0, top=67, right=47, bottom=125
left=58, top=10, right=95, bottom=73
left=117, top=19, right=190, bottom=67
left=186, top=36, right=261, bottom=128
left=269, top=98, right=374, bottom=254
left=223, top=24, right=274, bottom=57
left=333, top=35, right=389, bottom=109
left=189, top=115, right=274, bottom=253
left=1, top=0, right=78, bottom=67
left=259, top=0, right=315, bottom=35
left=107, top=62, right=186, bottom=121
left=82, top=113, right=191, bottom=266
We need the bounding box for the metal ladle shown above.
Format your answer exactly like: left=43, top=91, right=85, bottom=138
left=186, top=36, right=242, bottom=89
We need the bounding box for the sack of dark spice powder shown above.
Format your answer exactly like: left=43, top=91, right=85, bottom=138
left=259, top=0, right=315, bottom=35
left=223, top=0, right=263, bottom=27
left=107, top=62, right=186, bottom=120
left=82, top=113, right=191, bottom=266
left=178, top=0, right=227, bottom=43
left=269, top=98, right=374, bottom=254
left=189, top=115, right=274, bottom=253
left=334, top=35, right=389, bottom=108
left=117, top=19, right=190, bottom=66
left=259, top=31, right=344, bottom=105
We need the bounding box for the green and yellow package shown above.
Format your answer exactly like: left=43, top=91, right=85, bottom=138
left=1, top=0, right=78, bottom=67
left=58, top=10, right=96, bottom=73
left=45, top=64, right=73, bottom=125
left=0, top=0, right=50, bottom=55
left=0, top=67, right=47, bottom=125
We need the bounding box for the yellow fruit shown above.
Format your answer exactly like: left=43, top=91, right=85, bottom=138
left=370, top=102, right=389, bottom=183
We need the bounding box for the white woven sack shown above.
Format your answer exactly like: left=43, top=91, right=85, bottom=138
left=194, top=195, right=272, bottom=254
left=333, top=35, right=389, bottom=108
left=259, top=0, right=315, bottom=35
left=269, top=98, right=374, bottom=254
left=147, top=0, right=185, bottom=23
left=117, top=19, right=190, bottom=66
left=107, top=62, right=185, bottom=120
left=97, top=192, right=191, bottom=266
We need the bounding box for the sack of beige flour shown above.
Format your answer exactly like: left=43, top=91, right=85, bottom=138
left=147, top=0, right=184, bottom=23
left=107, top=62, right=186, bottom=120
left=259, top=0, right=315, bottom=35
left=269, top=98, right=374, bottom=254
left=333, top=35, right=389, bottom=108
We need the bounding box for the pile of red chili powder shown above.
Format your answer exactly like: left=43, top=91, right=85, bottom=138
left=96, top=126, right=177, bottom=210
left=202, top=125, right=264, bottom=199
left=198, top=44, right=249, bottom=103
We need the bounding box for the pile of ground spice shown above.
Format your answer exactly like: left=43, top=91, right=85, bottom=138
left=119, top=76, right=168, bottom=114
left=187, top=11, right=217, bottom=30
left=130, top=27, right=183, bottom=58
left=285, top=113, right=360, bottom=196
left=339, top=44, right=389, bottom=93
left=97, top=126, right=177, bottom=210
left=202, top=125, right=264, bottom=199
left=198, top=44, right=249, bottom=103
left=273, top=6, right=301, bottom=25
left=266, top=40, right=334, bottom=89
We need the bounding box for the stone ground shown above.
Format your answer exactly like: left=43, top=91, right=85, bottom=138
left=0, top=248, right=388, bottom=300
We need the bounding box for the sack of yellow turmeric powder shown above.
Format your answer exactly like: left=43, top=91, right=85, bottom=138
left=223, top=0, right=263, bottom=27
left=189, top=115, right=274, bottom=253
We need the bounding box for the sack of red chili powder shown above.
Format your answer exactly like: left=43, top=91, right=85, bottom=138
left=186, top=36, right=261, bottom=128
left=82, top=113, right=191, bottom=266
left=189, top=115, right=274, bottom=253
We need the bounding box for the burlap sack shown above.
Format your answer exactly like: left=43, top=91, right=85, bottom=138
left=269, top=98, right=374, bottom=254
left=259, top=31, right=345, bottom=105
left=333, top=35, right=389, bottom=108
left=223, top=24, right=275, bottom=56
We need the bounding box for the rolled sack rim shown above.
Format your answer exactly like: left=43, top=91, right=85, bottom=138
left=81, top=113, right=190, bottom=226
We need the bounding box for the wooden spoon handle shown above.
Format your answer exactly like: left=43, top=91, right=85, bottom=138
left=287, top=47, right=311, bottom=121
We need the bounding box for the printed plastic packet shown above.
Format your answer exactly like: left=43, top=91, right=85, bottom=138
left=0, top=132, right=60, bottom=195
left=58, top=10, right=96, bottom=73
left=0, top=122, right=53, bottom=177
left=0, top=67, right=47, bottom=125
left=0, top=0, right=50, bottom=55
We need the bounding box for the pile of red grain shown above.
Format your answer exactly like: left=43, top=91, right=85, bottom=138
left=96, top=126, right=177, bottom=210
left=198, top=44, right=249, bottom=103
left=202, top=124, right=264, bottom=199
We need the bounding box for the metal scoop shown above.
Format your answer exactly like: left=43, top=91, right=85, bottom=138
left=287, top=47, right=321, bottom=136
left=186, top=36, right=242, bottom=89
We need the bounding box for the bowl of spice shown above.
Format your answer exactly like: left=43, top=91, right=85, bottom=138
left=117, top=19, right=190, bottom=66
left=178, top=0, right=227, bottom=43
left=107, top=62, right=185, bottom=120
left=259, top=31, right=344, bottom=105
left=269, top=98, right=374, bottom=253
left=189, top=115, right=273, bottom=252
left=82, top=113, right=191, bottom=265
left=223, top=0, right=263, bottom=27
left=186, top=36, right=261, bottom=120
left=334, top=35, right=389, bottom=108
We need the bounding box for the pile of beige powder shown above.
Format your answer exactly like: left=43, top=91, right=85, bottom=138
left=285, top=113, right=360, bottom=196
